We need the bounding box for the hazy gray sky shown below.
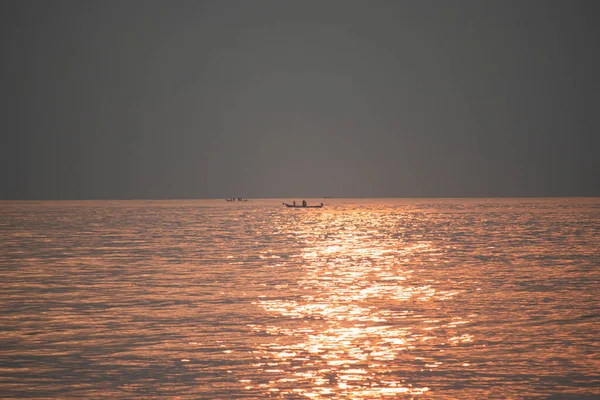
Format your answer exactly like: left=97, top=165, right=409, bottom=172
left=1, top=0, right=598, bottom=199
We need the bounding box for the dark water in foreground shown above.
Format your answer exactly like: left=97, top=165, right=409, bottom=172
left=1, top=198, right=599, bottom=399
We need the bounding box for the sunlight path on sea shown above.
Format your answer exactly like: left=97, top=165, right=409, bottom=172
left=248, top=206, right=474, bottom=397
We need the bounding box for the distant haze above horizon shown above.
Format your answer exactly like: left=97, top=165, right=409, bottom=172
left=1, top=0, right=599, bottom=200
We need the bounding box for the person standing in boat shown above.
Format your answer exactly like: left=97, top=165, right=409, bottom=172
left=293, top=201, right=296, bottom=206
left=302, top=200, right=307, bottom=207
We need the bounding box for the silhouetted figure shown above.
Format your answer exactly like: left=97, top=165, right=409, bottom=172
left=293, top=201, right=296, bottom=206
left=302, top=200, right=307, bottom=207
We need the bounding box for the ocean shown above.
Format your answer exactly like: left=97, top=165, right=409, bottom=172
left=1, top=198, right=599, bottom=399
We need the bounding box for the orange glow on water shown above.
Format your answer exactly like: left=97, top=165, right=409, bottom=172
left=2, top=198, right=598, bottom=398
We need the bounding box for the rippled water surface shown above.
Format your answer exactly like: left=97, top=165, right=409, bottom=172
left=1, top=198, right=599, bottom=398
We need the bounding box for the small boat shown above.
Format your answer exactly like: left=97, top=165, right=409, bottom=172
left=283, top=202, right=324, bottom=208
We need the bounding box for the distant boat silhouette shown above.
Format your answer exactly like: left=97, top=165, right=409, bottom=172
left=283, top=202, right=324, bottom=208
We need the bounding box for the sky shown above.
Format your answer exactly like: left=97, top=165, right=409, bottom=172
left=1, top=0, right=598, bottom=199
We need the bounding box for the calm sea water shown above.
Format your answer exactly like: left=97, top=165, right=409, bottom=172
left=1, top=198, right=599, bottom=399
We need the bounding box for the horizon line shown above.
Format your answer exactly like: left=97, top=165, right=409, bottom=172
left=1, top=196, right=599, bottom=202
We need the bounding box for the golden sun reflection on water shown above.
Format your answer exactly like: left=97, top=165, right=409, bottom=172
left=249, top=210, right=472, bottom=397
left=2, top=199, right=598, bottom=398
